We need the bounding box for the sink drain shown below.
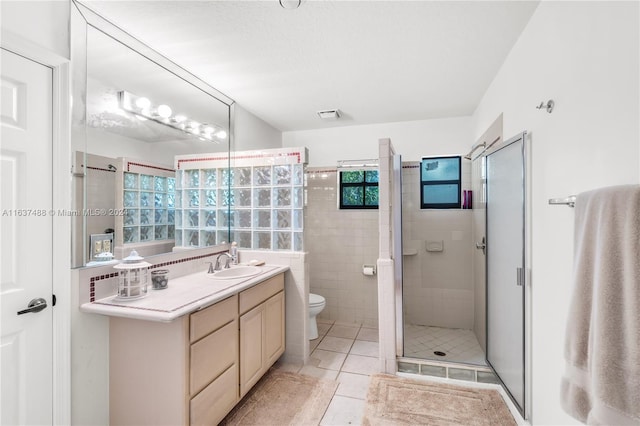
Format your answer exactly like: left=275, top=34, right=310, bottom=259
left=434, top=351, right=446, bottom=357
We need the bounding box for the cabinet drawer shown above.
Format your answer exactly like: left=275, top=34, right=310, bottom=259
left=190, top=319, right=238, bottom=396
left=239, top=274, right=284, bottom=315
left=190, top=364, right=238, bottom=426
left=190, top=294, right=237, bottom=343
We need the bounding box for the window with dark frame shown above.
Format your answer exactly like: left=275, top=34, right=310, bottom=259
left=420, top=156, right=461, bottom=209
left=339, top=170, right=379, bottom=209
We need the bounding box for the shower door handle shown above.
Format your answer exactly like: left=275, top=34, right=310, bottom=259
left=516, top=267, right=525, bottom=286
left=475, top=237, right=486, bottom=255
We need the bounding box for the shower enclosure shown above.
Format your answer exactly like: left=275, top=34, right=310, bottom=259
left=387, top=130, right=529, bottom=418
left=399, top=157, right=485, bottom=365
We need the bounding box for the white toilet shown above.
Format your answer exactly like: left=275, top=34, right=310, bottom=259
left=308, top=293, right=326, bottom=340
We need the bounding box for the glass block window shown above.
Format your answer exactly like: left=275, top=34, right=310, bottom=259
left=174, top=168, right=223, bottom=248
left=122, top=172, right=176, bottom=244
left=339, top=170, right=379, bottom=209
left=420, top=156, right=461, bottom=209
left=174, top=163, right=305, bottom=252
left=247, top=163, right=304, bottom=251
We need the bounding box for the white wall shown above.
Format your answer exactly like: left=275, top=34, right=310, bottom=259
left=472, top=2, right=639, bottom=424
left=233, top=104, right=283, bottom=151
left=283, top=116, right=472, bottom=166
left=0, top=1, right=70, bottom=59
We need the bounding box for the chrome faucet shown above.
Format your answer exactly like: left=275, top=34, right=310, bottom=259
left=214, top=252, right=233, bottom=271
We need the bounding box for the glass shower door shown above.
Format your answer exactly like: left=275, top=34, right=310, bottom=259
left=486, top=132, right=526, bottom=417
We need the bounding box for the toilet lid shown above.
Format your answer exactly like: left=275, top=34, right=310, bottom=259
left=309, top=293, right=325, bottom=305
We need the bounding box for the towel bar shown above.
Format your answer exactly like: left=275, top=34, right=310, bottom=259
left=548, top=195, right=576, bottom=207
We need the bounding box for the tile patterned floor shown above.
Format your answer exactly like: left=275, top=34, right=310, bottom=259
left=272, top=322, right=498, bottom=424
left=276, top=319, right=378, bottom=425
left=403, top=324, right=486, bottom=365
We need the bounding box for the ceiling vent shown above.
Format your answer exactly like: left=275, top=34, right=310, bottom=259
left=317, top=109, right=341, bottom=120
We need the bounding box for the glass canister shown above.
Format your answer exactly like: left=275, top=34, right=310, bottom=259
left=151, top=269, right=169, bottom=290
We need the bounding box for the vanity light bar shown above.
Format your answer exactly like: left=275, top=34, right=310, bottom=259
left=118, top=91, right=227, bottom=142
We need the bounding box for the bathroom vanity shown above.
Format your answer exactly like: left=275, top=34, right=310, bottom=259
left=81, top=265, right=287, bottom=425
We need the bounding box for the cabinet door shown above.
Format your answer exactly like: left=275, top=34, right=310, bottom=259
left=265, top=291, right=285, bottom=366
left=240, top=304, right=265, bottom=397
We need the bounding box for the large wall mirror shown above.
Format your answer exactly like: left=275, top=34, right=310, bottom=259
left=71, top=1, right=234, bottom=267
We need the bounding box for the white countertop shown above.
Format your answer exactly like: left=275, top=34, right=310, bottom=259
left=80, top=264, right=289, bottom=322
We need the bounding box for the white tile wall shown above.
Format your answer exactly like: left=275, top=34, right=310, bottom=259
left=401, top=162, right=474, bottom=329
left=305, top=168, right=379, bottom=326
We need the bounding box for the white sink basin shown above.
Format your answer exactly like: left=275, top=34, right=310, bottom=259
left=208, top=265, right=262, bottom=280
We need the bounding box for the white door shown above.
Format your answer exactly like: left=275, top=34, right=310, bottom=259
left=1, top=48, right=54, bottom=425
left=486, top=132, right=526, bottom=416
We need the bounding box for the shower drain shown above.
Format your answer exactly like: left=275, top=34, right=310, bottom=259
left=433, top=351, right=447, bottom=357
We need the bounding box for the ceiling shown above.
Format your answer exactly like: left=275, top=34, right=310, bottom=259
left=84, top=1, right=539, bottom=132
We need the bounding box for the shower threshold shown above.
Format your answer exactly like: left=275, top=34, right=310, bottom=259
left=397, top=357, right=499, bottom=385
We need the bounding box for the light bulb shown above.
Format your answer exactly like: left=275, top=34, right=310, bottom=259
left=187, top=121, right=200, bottom=133
left=157, top=104, right=172, bottom=118
left=279, top=0, right=301, bottom=9
left=215, top=130, right=227, bottom=139
left=204, top=126, right=214, bottom=134
left=135, top=97, right=151, bottom=110
left=174, top=115, right=187, bottom=123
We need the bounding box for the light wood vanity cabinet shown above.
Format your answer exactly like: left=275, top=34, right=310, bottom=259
left=109, top=273, right=285, bottom=426
left=239, top=278, right=285, bottom=396
left=189, top=296, right=239, bottom=426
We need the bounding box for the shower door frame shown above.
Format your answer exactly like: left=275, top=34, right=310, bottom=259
left=484, top=131, right=530, bottom=420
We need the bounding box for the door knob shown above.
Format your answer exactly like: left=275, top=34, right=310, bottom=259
left=17, top=298, right=47, bottom=315
left=475, top=237, right=486, bottom=255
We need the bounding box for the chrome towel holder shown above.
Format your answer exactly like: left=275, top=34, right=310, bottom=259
left=549, top=195, right=576, bottom=207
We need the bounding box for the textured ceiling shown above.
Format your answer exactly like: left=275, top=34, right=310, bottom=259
left=83, top=1, right=539, bottom=132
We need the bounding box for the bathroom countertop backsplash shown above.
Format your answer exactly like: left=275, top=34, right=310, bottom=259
left=80, top=263, right=288, bottom=322
left=74, top=244, right=288, bottom=321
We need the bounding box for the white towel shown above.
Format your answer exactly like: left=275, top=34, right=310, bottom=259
left=561, top=185, right=640, bottom=425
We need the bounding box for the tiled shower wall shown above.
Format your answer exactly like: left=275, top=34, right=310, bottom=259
left=401, top=162, right=474, bottom=329
left=306, top=168, right=379, bottom=327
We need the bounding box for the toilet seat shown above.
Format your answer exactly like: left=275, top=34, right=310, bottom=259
left=309, top=293, right=325, bottom=306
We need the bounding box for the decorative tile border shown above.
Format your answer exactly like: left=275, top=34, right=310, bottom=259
left=126, top=161, right=175, bottom=173
left=86, top=249, right=226, bottom=302
left=89, top=272, right=118, bottom=302
left=175, top=147, right=307, bottom=170
left=86, top=166, right=116, bottom=173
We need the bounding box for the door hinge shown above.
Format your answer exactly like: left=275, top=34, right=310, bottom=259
left=52, top=294, right=57, bottom=307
